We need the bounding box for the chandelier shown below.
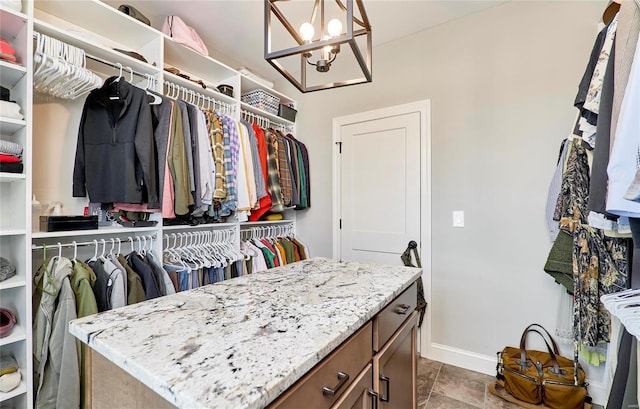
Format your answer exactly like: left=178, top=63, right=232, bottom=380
left=264, top=0, right=372, bottom=93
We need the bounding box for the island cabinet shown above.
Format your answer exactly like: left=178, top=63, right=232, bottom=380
left=69, top=258, right=423, bottom=409
left=268, top=282, right=418, bottom=409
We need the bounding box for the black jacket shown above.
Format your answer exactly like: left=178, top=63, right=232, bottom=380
left=73, top=77, right=159, bottom=208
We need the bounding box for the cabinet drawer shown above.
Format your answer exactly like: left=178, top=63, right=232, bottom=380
left=331, top=364, right=375, bottom=409
left=268, top=322, right=373, bottom=409
left=373, top=282, right=417, bottom=352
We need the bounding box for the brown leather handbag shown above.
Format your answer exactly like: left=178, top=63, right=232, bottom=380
left=491, top=324, right=591, bottom=409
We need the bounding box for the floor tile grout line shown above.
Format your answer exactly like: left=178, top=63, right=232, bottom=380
left=425, top=363, right=442, bottom=405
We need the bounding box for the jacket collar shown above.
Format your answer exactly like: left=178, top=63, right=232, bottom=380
left=93, top=76, right=133, bottom=120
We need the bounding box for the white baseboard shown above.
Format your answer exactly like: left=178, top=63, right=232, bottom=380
left=422, top=343, right=607, bottom=406
left=425, top=343, right=497, bottom=376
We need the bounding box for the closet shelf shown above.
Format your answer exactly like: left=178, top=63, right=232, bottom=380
left=163, top=36, right=238, bottom=85
left=163, top=71, right=237, bottom=105
left=0, top=229, right=26, bottom=237
left=240, top=74, right=295, bottom=108
left=0, top=275, right=26, bottom=290
left=0, top=325, right=26, bottom=347
left=0, top=173, right=25, bottom=183
left=163, top=222, right=237, bottom=232
left=32, top=225, right=160, bottom=239
left=34, top=0, right=161, bottom=51
left=240, top=102, right=295, bottom=127
left=0, top=117, right=26, bottom=135
left=0, top=7, right=28, bottom=39
left=240, top=220, right=295, bottom=226
left=0, top=60, right=27, bottom=89
left=0, top=380, right=27, bottom=403
left=34, top=18, right=162, bottom=78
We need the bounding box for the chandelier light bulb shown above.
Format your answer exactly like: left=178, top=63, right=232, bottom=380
left=327, top=18, right=342, bottom=37
left=300, top=22, right=315, bottom=42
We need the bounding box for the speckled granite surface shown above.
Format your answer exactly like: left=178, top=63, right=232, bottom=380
left=69, top=257, right=422, bottom=409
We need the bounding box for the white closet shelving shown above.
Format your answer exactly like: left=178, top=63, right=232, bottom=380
left=0, top=1, right=302, bottom=407
left=0, top=0, right=33, bottom=407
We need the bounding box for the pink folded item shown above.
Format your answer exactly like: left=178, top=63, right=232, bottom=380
left=0, top=308, right=16, bottom=338
left=0, top=52, right=16, bottom=63
left=0, top=154, right=20, bottom=163
left=0, top=38, right=15, bottom=56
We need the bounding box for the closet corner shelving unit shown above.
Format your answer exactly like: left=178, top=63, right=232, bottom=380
left=0, top=1, right=33, bottom=408
left=0, top=1, right=301, bottom=407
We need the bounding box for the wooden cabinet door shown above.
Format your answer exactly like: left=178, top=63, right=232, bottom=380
left=373, top=312, right=417, bottom=409
left=332, top=364, right=377, bottom=409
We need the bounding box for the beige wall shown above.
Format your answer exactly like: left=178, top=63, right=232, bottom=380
left=281, top=0, right=608, bottom=393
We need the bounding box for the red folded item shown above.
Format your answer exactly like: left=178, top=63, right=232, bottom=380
left=0, top=38, right=15, bottom=56
left=0, top=154, right=21, bottom=163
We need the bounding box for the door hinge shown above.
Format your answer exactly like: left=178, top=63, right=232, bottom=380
left=335, top=141, right=342, bottom=153
left=339, top=219, right=342, bottom=229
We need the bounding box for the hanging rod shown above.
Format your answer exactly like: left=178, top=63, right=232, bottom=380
left=85, top=54, right=151, bottom=80
left=33, top=31, right=155, bottom=80
left=240, top=108, right=294, bottom=133
left=31, top=234, right=157, bottom=251
left=164, top=80, right=236, bottom=114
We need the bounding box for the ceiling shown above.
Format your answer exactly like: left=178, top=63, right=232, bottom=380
left=104, top=0, right=508, bottom=83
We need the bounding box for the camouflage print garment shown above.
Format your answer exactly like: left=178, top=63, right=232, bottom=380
left=554, top=140, right=629, bottom=347
left=572, top=224, right=628, bottom=347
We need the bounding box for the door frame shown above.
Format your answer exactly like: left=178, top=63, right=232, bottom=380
left=332, top=100, right=432, bottom=357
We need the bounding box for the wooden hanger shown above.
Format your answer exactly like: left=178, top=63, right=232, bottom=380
left=603, top=0, right=621, bottom=25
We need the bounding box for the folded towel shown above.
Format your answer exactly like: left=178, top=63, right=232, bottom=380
left=0, top=38, right=15, bottom=57
left=0, top=154, right=20, bottom=163
left=0, top=140, right=22, bottom=157
left=0, top=100, right=23, bottom=120
left=0, top=52, right=17, bottom=63
left=0, top=371, right=21, bottom=393
left=0, top=354, right=17, bottom=376
left=0, top=162, right=23, bottom=173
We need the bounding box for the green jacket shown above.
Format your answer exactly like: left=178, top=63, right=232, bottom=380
left=71, top=260, right=98, bottom=318
left=117, top=254, right=146, bottom=304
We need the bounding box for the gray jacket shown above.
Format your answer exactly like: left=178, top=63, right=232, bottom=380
left=33, top=257, right=80, bottom=409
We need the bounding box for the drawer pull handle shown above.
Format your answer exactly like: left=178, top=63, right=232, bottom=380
left=395, top=304, right=411, bottom=315
left=322, top=371, right=349, bottom=396
left=380, top=374, right=391, bottom=402
left=367, top=389, right=379, bottom=409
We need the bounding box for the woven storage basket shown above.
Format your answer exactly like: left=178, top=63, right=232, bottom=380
left=241, top=89, right=280, bottom=115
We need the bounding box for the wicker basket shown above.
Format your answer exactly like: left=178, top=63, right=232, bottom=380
left=241, top=89, right=280, bottom=115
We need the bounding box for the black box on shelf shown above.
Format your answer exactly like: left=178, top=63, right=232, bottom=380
left=40, top=215, right=99, bottom=232
left=278, top=104, right=297, bottom=122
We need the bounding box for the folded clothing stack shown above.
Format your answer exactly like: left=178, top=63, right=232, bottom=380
left=0, top=86, right=23, bottom=121
left=0, top=354, right=21, bottom=393
left=0, top=140, right=23, bottom=174
left=0, top=38, right=17, bottom=64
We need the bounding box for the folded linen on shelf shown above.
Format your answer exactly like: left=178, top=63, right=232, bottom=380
left=0, top=162, right=23, bottom=173
left=0, top=153, right=20, bottom=163
left=0, top=100, right=23, bottom=120
left=0, top=38, right=16, bottom=63
left=0, top=140, right=22, bottom=157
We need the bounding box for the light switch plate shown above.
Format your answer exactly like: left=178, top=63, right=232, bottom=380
left=453, top=211, right=464, bottom=227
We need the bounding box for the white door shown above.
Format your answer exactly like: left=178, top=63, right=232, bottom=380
left=335, top=103, right=427, bottom=266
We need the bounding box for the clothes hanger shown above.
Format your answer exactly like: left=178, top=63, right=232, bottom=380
left=603, top=0, right=620, bottom=25
left=72, top=240, right=78, bottom=261
left=88, top=239, right=99, bottom=262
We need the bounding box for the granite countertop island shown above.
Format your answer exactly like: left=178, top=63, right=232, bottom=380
left=69, top=257, right=422, bottom=409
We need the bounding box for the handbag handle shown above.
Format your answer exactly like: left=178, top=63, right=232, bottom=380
left=523, top=323, right=561, bottom=354
left=519, top=325, right=561, bottom=375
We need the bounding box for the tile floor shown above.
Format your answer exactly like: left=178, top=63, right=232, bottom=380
left=416, top=358, right=604, bottom=409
